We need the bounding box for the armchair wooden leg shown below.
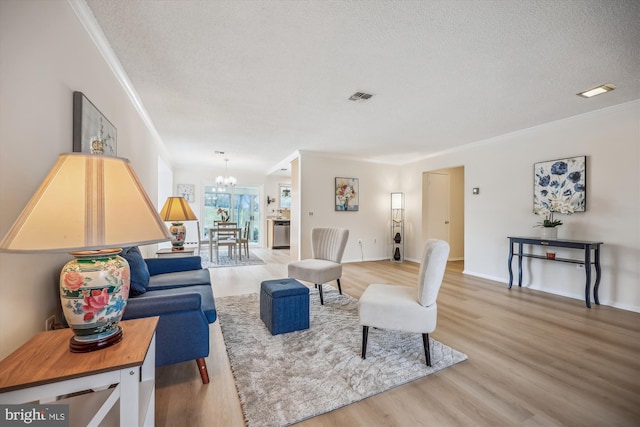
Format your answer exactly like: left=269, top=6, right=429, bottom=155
left=196, top=357, right=210, bottom=384
left=362, top=326, right=369, bottom=359
left=336, top=278, right=342, bottom=295
left=422, top=333, right=431, bottom=366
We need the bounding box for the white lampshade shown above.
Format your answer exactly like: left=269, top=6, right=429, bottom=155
left=0, top=153, right=171, bottom=253
left=391, top=192, right=404, bottom=210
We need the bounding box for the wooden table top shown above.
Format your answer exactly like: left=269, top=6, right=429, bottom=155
left=0, top=317, right=158, bottom=393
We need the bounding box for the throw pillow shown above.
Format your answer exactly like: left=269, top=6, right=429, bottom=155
left=120, top=246, right=150, bottom=296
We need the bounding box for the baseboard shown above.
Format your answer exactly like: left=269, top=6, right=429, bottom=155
left=462, top=270, right=640, bottom=313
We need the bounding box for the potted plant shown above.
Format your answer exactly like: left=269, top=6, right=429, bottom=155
left=217, top=207, right=230, bottom=222
left=534, top=204, right=574, bottom=239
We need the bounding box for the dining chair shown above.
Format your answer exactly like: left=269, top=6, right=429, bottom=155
left=238, top=221, right=251, bottom=259
left=214, top=222, right=239, bottom=262
left=196, top=221, right=212, bottom=257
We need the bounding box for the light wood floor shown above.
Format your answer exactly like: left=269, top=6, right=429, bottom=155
left=155, top=248, right=640, bottom=427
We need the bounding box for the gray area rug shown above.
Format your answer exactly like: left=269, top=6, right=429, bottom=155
left=198, top=250, right=265, bottom=268
left=217, top=286, right=468, bottom=427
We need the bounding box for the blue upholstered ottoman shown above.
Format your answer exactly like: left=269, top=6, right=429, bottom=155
left=260, top=278, right=309, bottom=335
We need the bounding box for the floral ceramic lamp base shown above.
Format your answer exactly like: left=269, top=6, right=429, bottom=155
left=169, top=222, right=186, bottom=250
left=60, top=249, right=130, bottom=353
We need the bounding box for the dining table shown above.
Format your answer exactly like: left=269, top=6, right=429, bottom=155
left=205, top=225, right=243, bottom=262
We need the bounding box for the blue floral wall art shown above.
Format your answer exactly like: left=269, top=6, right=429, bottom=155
left=534, top=156, right=586, bottom=214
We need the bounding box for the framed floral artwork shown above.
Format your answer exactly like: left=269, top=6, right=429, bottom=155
left=533, top=156, right=586, bottom=215
left=177, top=183, right=195, bottom=202
left=335, top=177, right=359, bottom=211
left=72, top=91, right=117, bottom=156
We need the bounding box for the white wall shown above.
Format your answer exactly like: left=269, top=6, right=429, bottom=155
left=157, top=156, right=174, bottom=249
left=0, top=1, right=169, bottom=358
left=402, top=101, right=640, bottom=312
left=298, top=152, right=401, bottom=262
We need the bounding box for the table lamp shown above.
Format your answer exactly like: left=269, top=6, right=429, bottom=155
left=0, top=153, right=171, bottom=352
left=159, top=196, right=198, bottom=250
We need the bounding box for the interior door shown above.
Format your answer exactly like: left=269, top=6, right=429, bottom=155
left=426, top=172, right=450, bottom=242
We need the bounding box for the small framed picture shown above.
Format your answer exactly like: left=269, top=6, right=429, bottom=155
left=177, top=184, right=195, bottom=202
left=335, top=177, right=359, bottom=211
left=72, top=91, right=117, bottom=156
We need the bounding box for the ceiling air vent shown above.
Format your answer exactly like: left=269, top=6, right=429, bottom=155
left=349, top=92, right=373, bottom=101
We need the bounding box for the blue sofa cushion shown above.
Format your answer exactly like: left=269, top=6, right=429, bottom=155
left=121, top=246, right=150, bottom=296
left=147, top=269, right=211, bottom=291
left=145, top=256, right=203, bottom=276
left=127, top=285, right=217, bottom=324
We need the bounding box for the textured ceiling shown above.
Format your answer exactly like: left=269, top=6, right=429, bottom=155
left=84, top=0, right=640, bottom=175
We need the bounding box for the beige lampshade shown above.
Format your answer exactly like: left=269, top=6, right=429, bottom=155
left=0, top=153, right=171, bottom=253
left=159, top=197, right=198, bottom=222
left=391, top=192, right=404, bottom=210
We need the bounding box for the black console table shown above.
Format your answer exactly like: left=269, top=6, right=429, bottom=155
left=507, top=236, right=603, bottom=308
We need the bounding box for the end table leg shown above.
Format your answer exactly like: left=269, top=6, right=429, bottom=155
left=584, top=247, right=592, bottom=308
left=120, top=367, right=140, bottom=426
left=593, top=245, right=602, bottom=305
left=508, top=240, right=514, bottom=289
left=517, top=243, right=523, bottom=287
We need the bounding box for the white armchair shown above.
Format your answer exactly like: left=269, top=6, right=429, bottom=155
left=358, top=239, right=450, bottom=366
left=288, top=227, right=349, bottom=305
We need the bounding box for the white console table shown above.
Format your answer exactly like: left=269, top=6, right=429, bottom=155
left=0, top=317, right=158, bottom=427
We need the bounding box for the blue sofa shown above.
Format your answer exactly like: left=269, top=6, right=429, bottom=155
left=120, top=247, right=216, bottom=384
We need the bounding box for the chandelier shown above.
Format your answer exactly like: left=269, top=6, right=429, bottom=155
left=216, top=158, right=237, bottom=188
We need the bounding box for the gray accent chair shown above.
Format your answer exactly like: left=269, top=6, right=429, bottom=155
left=288, top=227, right=349, bottom=305
left=358, top=239, right=450, bottom=366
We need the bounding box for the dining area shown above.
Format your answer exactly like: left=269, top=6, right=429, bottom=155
left=200, top=221, right=251, bottom=264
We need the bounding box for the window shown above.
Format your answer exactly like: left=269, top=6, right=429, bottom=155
left=234, top=187, right=259, bottom=243
left=280, top=184, right=291, bottom=209
left=203, top=185, right=260, bottom=244
left=203, top=186, right=232, bottom=227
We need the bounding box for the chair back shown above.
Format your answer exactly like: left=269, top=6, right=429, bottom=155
left=311, top=228, right=349, bottom=263
left=215, top=221, right=237, bottom=227
left=242, top=221, right=251, bottom=239
left=216, top=223, right=238, bottom=241
left=417, top=239, right=450, bottom=307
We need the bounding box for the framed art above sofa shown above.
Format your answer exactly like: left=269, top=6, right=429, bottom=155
left=72, top=91, right=117, bottom=156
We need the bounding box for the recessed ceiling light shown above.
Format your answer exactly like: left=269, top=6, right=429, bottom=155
left=577, top=84, right=616, bottom=98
